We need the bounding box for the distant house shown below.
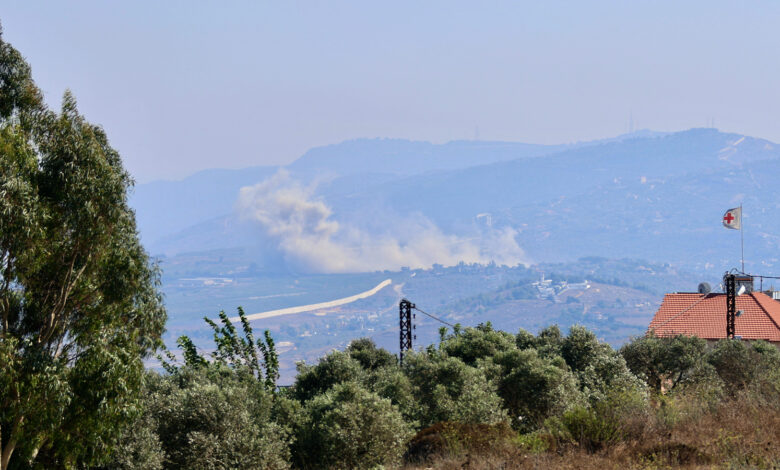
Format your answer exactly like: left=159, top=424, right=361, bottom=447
left=648, top=290, right=780, bottom=344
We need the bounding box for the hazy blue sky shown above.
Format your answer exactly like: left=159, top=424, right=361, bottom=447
left=2, top=1, right=779, bottom=181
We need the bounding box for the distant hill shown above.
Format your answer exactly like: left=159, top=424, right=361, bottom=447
left=130, top=166, right=277, bottom=245
left=131, top=132, right=656, bottom=251
left=132, top=128, right=780, bottom=277
left=131, top=138, right=568, bottom=250
left=286, top=138, right=569, bottom=178
left=329, top=129, right=777, bottom=226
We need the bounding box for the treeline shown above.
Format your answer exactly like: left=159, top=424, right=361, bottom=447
left=103, top=312, right=780, bottom=469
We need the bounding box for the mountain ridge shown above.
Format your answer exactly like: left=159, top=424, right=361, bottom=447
left=132, top=128, right=780, bottom=277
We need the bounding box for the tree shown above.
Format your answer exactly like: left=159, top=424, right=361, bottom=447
left=440, top=322, right=516, bottom=366
left=0, top=31, right=166, bottom=468
left=168, top=308, right=280, bottom=391
left=562, top=326, right=644, bottom=402
left=292, top=382, right=412, bottom=470
left=534, top=325, right=564, bottom=358
left=707, top=339, right=757, bottom=391
left=620, top=333, right=707, bottom=392
left=292, top=351, right=366, bottom=402
left=403, top=351, right=507, bottom=427
left=492, top=348, right=582, bottom=430
left=145, top=367, right=290, bottom=470
left=346, top=337, right=396, bottom=371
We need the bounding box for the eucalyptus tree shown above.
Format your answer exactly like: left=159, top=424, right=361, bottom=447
left=0, top=30, right=166, bottom=468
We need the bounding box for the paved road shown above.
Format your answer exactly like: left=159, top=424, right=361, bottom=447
left=230, top=279, right=393, bottom=322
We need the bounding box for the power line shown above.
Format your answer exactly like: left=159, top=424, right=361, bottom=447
left=411, top=304, right=457, bottom=329
left=653, top=293, right=710, bottom=330
left=748, top=274, right=780, bottom=280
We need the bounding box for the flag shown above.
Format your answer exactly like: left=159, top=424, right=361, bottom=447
left=722, top=207, right=741, bottom=230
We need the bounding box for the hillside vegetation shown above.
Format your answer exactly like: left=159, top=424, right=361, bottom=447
left=109, top=312, right=780, bottom=469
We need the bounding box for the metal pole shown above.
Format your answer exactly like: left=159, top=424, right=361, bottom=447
left=740, top=204, right=745, bottom=273
left=725, top=274, right=736, bottom=339
left=399, top=299, right=414, bottom=364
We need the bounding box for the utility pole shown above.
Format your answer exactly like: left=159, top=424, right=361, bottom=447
left=725, top=273, right=736, bottom=339
left=399, top=299, right=414, bottom=364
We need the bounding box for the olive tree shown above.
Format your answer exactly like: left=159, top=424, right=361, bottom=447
left=0, top=30, right=166, bottom=468
left=146, top=367, right=290, bottom=470
left=620, top=333, right=707, bottom=392
left=492, top=348, right=582, bottom=430
left=403, top=351, right=507, bottom=427
left=292, top=381, right=412, bottom=469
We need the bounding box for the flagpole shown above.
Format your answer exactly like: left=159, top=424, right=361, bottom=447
left=740, top=203, right=744, bottom=273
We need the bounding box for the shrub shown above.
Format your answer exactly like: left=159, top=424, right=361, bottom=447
left=293, top=382, right=412, bottom=469
left=403, top=352, right=507, bottom=427
left=546, top=404, right=620, bottom=452
left=146, top=366, right=290, bottom=470
left=492, top=348, right=582, bottom=430
left=544, top=385, right=648, bottom=453
left=621, top=333, right=707, bottom=392
left=346, top=337, right=397, bottom=370
left=440, top=323, right=516, bottom=366
left=292, top=351, right=366, bottom=402
left=404, top=421, right=514, bottom=463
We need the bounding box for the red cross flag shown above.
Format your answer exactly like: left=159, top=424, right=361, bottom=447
left=722, top=207, right=741, bottom=230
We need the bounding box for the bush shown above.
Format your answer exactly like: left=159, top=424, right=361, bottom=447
left=346, top=337, right=397, bottom=370
left=293, top=382, right=412, bottom=469
left=546, top=404, right=620, bottom=452
left=292, top=351, right=366, bottom=402
left=440, top=323, right=516, bottom=366
left=621, top=333, right=708, bottom=392
left=107, top=409, right=165, bottom=470
left=145, top=366, right=290, bottom=470
left=404, top=421, right=514, bottom=463
left=544, top=384, right=648, bottom=453
left=403, top=352, right=508, bottom=427
left=492, top=348, right=582, bottom=430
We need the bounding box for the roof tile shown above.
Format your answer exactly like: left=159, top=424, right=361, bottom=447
left=648, top=291, right=780, bottom=341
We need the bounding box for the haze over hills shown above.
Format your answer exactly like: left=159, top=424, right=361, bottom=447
left=133, top=127, right=780, bottom=372
left=133, top=128, right=779, bottom=277
left=132, top=131, right=669, bottom=251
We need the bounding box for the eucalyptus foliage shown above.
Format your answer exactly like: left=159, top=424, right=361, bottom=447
left=0, top=29, right=165, bottom=468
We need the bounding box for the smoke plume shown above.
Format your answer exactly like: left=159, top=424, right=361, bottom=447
left=237, top=171, right=529, bottom=273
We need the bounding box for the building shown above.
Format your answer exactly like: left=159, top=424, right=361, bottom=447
left=648, top=281, right=780, bottom=344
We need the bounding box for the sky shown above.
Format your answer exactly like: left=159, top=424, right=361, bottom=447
left=2, top=1, right=779, bottom=182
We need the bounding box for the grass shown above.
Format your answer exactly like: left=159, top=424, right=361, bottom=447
left=401, top=385, right=780, bottom=469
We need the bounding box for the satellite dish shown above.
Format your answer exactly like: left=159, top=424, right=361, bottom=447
left=736, top=310, right=743, bottom=317
left=737, top=285, right=746, bottom=296
left=698, top=282, right=712, bottom=294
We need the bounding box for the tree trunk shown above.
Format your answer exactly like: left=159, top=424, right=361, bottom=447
left=1, top=438, right=15, bottom=470
left=1, top=414, right=23, bottom=470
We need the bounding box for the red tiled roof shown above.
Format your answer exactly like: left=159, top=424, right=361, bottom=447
left=648, top=291, right=780, bottom=341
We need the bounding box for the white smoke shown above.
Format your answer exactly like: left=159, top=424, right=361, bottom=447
left=236, top=171, right=530, bottom=273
